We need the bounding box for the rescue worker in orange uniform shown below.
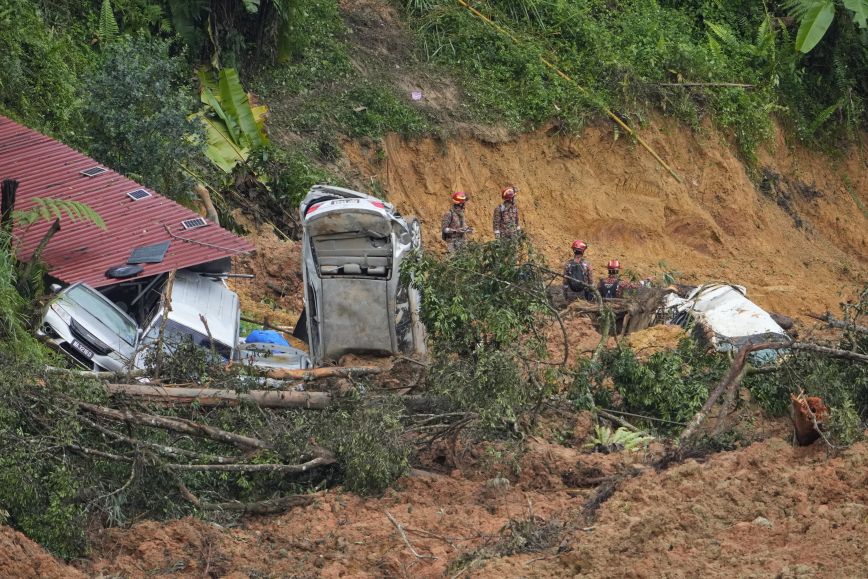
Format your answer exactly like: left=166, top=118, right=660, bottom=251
left=597, top=259, right=640, bottom=299
left=492, top=185, right=521, bottom=240
left=562, top=240, right=593, bottom=303
left=441, top=191, right=473, bottom=252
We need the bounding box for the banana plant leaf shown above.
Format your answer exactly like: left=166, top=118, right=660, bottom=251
left=217, top=68, right=268, bottom=150
left=195, top=68, right=269, bottom=173
left=794, top=0, right=836, bottom=53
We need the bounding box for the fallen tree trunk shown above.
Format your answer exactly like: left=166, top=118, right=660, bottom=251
left=680, top=338, right=868, bottom=446
left=678, top=341, right=786, bottom=446
left=166, top=454, right=336, bottom=473
left=264, top=366, right=384, bottom=380
left=104, top=383, right=332, bottom=409
left=78, top=402, right=274, bottom=450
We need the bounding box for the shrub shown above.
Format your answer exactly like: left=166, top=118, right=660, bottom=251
left=324, top=396, right=410, bottom=495
left=82, top=34, right=203, bottom=200
left=575, top=339, right=728, bottom=434
left=404, top=237, right=557, bottom=430
left=0, top=0, right=93, bottom=140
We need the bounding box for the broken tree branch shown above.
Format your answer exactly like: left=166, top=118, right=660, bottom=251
left=678, top=341, right=784, bottom=446
left=78, top=401, right=274, bottom=451
left=104, top=383, right=332, bottom=409
left=166, top=453, right=336, bottom=474
left=169, top=468, right=314, bottom=514
left=790, top=342, right=868, bottom=363
left=264, top=366, right=384, bottom=380
left=76, top=413, right=241, bottom=464
left=386, top=511, right=437, bottom=560
left=654, top=82, right=754, bottom=88
left=806, top=312, right=868, bottom=334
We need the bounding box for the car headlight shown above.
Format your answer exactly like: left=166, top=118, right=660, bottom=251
left=50, top=303, right=72, bottom=325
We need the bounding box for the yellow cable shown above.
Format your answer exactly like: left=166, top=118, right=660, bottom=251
left=456, top=0, right=682, bottom=183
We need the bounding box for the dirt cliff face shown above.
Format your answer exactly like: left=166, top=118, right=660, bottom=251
left=342, top=119, right=866, bottom=318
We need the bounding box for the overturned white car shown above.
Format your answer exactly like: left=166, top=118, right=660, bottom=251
left=297, top=185, right=426, bottom=365
left=666, top=283, right=790, bottom=360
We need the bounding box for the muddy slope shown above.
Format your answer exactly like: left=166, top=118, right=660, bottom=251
left=341, top=120, right=866, bottom=318
left=67, top=438, right=868, bottom=578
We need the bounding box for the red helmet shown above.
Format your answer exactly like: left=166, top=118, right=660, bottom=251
left=501, top=186, right=517, bottom=200
left=452, top=191, right=468, bottom=204
left=607, top=259, right=621, bottom=271
left=571, top=239, right=587, bottom=253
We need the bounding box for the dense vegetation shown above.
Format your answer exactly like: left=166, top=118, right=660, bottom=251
left=406, top=0, right=867, bottom=160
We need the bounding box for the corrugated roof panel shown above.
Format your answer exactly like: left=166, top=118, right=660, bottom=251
left=0, top=116, right=254, bottom=287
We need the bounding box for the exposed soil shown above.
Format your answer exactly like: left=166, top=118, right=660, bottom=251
left=341, top=118, right=866, bottom=320
left=5, top=437, right=835, bottom=578
left=0, top=526, right=84, bottom=579
left=231, top=224, right=304, bottom=328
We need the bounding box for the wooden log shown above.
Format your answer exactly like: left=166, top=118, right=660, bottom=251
left=104, top=383, right=332, bottom=409
left=264, top=366, right=384, bottom=380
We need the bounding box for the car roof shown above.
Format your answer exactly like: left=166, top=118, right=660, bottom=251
left=166, top=271, right=239, bottom=347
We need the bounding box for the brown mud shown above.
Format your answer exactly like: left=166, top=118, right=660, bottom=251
left=8, top=438, right=845, bottom=577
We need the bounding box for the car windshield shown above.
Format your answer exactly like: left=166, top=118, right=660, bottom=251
left=63, top=285, right=138, bottom=346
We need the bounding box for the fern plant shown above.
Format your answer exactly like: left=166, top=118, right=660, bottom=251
left=584, top=425, right=654, bottom=453
left=98, top=0, right=119, bottom=46
left=13, top=198, right=106, bottom=230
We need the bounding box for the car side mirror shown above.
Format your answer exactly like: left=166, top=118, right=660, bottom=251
left=49, top=283, right=62, bottom=294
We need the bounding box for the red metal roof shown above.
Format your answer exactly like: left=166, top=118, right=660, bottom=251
left=0, top=116, right=254, bottom=288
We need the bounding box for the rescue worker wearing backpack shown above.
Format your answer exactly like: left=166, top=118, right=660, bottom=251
left=597, top=259, right=639, bottom=299
left=441, top=191, right=473, bottom=252
left=493, top=185, right=521, bottom=240
left=563, top=240, right=594, bottom=303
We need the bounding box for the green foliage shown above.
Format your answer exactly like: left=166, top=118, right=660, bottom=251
left=429, top=347, right=529, bottom=428
left=405, top=237, right=556, bottom=430
left=163, top=0, right=311, bottom=67
left=746, top=290, right=866, bottom=446
left=406, top=0, right=866, bottom=158
left=98, top=0, right=120, bottom=45
left=575, top=339, right=728, bottom=433
left=82, top=35, right=203, bottom=199
left=0, top=235, right=33, bottom=352
left=744, top=370, right=792, bottom=416
left=785, top=0, right=868, bottom=53
left=13, top=198, right=106, bottom=230
left=324, top=396, right=409, bottom=495
left=584, top=424, right=654, bottom=453
left=403, top=238, right=548, bottom=355
left=0, top=356, right=104, bottom=557
left=195, top=67, right=269, bottom=174
left=144, top=338, right=246, bottom=388
left=248, top=145, right=334, bottom=211
left=252, top=1, right=430, bottom=144
left=827, top=397, right=862, bottom=446
left=0, top=0, right=94, bottom=139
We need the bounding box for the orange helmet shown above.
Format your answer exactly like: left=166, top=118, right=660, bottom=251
left=607, top=259, right=621, bottom=271
left=501, top=186, right=517, bottom=200
left=452, top=191, right=468, bottom=204
left=571, top=239, right=587, bottom=253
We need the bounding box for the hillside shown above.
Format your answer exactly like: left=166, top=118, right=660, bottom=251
left=254, top=0, right=867, bottom=319
left=0, top=0, right=866, bottom=576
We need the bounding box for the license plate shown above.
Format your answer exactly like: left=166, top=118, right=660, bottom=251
left=71, top=339, right=94, bottom=359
